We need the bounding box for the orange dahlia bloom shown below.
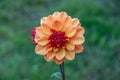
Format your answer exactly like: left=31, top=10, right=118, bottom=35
left=33, top=12, right=85, bottom=64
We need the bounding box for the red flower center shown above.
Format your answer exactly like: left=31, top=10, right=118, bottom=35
left=48, top=29, right=68, bottom=48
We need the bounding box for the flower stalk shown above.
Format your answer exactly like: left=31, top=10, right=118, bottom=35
left=59, top=62, right=65, bottom=80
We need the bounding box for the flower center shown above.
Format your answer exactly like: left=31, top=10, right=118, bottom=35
left=48, top=29, right=68, bottom=48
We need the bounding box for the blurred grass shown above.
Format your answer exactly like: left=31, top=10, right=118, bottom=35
left=0, top=0, right=120, bottom=80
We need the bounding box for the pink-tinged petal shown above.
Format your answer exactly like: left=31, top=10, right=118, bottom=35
left=72, top=18, right=81, bottom=28
left=53, top=57, right=64, bottom=64
left=75, top=45, right=84, bottom=53
left=34, top=35, right=40, bottom=43
left=55, top=48, right=65, bottom=60
left=65, top=51, right=75, bottom=60
left=47, top=15, right=55, bottom=24
left=40, top=17, right=47, bottom=25
left=69, top=35, right=85, bottom=45
left=41, top=16, right=55, bottom=27
left=59, top=12, right=68, bottom=21
left=77, top=27, right=85, bottom=35
left=44, top=51, right=55, bottom=61
left=53, top=12, right=60, bottom=18
left=52, top=20, right=62, bottom=31
left=37, top=38, right=49, bottom=46
left=66, top=42, right=75, bottom=51
left=35, top=45, right=47, bottom=55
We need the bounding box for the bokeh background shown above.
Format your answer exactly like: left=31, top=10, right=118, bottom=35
left=0, top=0, right=120, bottom=80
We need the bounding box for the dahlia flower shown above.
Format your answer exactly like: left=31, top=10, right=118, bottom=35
left=31, top=12, right=85, bottom=64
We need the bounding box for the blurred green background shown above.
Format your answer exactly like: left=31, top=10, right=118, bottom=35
left=0, top=0, right=120, bottom=80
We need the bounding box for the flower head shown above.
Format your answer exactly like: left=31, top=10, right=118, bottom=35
left=32, top=12, right=85, bottom=64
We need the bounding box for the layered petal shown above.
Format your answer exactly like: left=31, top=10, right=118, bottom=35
left=35, top=27, right=48, bottom=37
left=55, top=48, right=66, bottom=60
left=46, top=46, right=53, bottom=52
left=65, top=51, right=75, bottom=60
left=59, top=12, right=68, bottom=21
left=41, top=24, right=51, bottom=35
left=40, top=15, right=55, bottom=26
left=34, top=35, right=40, bottom=43
left=53, top=57, right=64, bottom=64
left=35, top=45, right=47, bottom=55
left=53, top=12, right=60, bottom=16
left=62, top=16, right=72, bottom=31
left=37, top=38, right=49, bottom=46
left=69, top=28, right=85, bottom=45
left=44, top=51, right=55, bottom=61
left=75, top=45, right=84, bottom=53
left=47, top=15, right=55, bottom=25
left=77, top=27, right=85, bottom=35
left=40, top=17, right=47, bottom=25
left=66, top=42, right=75, bottom=51
left=69, top=35, right=84, bottom=45
left=65, top=28, right=77, bottom=37
left=52, top=20, right=62, bottom=31
left=72, top=18, right=81, bottom=28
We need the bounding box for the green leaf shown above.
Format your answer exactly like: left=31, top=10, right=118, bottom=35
left=50, top=72, right=61, bottom=80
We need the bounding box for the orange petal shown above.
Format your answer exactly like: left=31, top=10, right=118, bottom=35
left=77, top=27, right=85, bottom=35
left=37, top=38, right=49, bottom=46
left=35, top=27, right=48, bottom=37
left=55, top=48, right=66, bottom=60
left=35, top=45, right=47, bottom=55
left=52, top=20, right=62, bottom=31
left=41, top=24, right=51, bottom=35
left=62, top=16, right=72, bottom=31
left=47, top=15, right=55, bottom=25
left=34, top=35, right=40, bottom=43
left=72, top=18, right=81, bottom=28
left=65, top=51, right=75, bottom=60
left=59, top=12, right=68, bottom=21
left=41, top=15, right=55, bottom=27
left=46, top=46, right=53, bottom=52
left=75, top=45, right=84, bottom=53
left=66, top=42, right=75, bottom=51
left=66, top=28, right=77, bottom=37
left=69, top=28, right=85, bottom=45
left=40, top=17, right=47, bottom=25
left=69, top=35, right=84, bottom=44
left=53, top=12, right=60, bottom=19
left=64, top=16, right=72, bottom=26
left=44, top=51, right=55, bottom=61
left=53, top=57, right=64, bottom=64
left=53, top=48, right=59, bottom=52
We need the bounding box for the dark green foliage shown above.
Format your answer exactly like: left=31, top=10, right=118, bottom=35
left=0, top=0, right=120, bottom=80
